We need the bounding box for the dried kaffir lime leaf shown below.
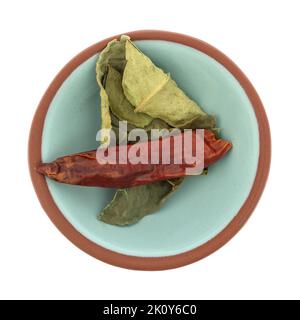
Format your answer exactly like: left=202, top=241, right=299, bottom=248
left=122, top=40, right=216, bottom=129
left=98, top=179, right=183, bottom=226
left=105, top=66, right=152, bottom=127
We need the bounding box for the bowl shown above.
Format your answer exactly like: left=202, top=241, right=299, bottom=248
left=28, top=30, right=271, bottom=270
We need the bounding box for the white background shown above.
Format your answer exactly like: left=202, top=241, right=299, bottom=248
left=0, top=0, right=299, bottom=300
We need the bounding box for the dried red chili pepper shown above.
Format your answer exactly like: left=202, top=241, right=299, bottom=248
left=37, top=130, right=232, bottom=188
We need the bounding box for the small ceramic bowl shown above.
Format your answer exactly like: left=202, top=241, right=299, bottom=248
left=28, top=30, right=271, bottom=270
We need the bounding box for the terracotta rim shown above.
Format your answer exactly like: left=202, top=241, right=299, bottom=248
left=28, top=30, right=271, bottom=270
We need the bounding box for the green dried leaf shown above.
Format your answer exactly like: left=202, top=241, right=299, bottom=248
left=98, top=85, right=111, bottom=145
left=96, top=35, right=130, bottom=145
left=122, top=40, right=216, bottom=129
left=105, top=66, right=152, bottom=127
left=99, top=179, right=183, bottom=226
left=96, top=35, right=129, bottom=86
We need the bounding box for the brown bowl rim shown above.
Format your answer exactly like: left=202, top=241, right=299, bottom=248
left=28, top=30, right=271, bottom=270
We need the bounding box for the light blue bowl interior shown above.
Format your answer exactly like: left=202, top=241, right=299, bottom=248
left=42, top=40, right=259, bottom=257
